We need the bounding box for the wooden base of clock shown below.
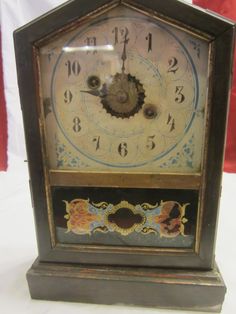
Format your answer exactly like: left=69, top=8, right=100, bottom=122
left=27, top=259, right=226, bottom=312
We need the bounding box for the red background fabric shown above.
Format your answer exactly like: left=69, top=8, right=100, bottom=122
left=0, top=32, right=8, bottom=171
left=193, top=0, right=236, bottom=172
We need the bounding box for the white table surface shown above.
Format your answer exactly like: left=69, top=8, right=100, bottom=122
left=0, top=153, right=236, bottom=314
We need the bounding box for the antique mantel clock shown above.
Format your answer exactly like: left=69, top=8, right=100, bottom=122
left=14, top=0, right=235, bottom=311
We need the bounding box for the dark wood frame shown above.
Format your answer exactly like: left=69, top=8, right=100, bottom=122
left=14, top=0, right=235, bottom=270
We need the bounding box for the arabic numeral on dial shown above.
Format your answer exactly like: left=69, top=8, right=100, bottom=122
left=85, top=37, right=97, bottom=54
left=93, top=136, right=100, bottom=151
left=112, top=26, right=129, bottom=45
left=175, top=86, right=185, bottom=103
left=167, top=113, right=175, bottom=132
left=168, top=57, right=178, bottom=74
left=146, top=33, right=152, bottom=52
left=118, top=142, right=128, bottom=157
left=73, top=117, right=81, bottom=132
left=112, top=27, right=119, bottom=45
left=146, top=135, right=156, bottom=150
left=64, top=90, right=73, bottom=104
left=65, top=60, right=81, bottom=77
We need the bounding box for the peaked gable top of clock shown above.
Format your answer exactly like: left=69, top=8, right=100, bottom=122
left=14, top=0, right=235, bottom=46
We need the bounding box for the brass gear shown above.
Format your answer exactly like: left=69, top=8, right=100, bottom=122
left=100, top=73, right=145, bottom=118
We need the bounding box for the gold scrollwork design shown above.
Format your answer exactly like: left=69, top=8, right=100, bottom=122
left=141, top=227, right=158, bottom=235
left=93, top=226, right=109, bottom=234
left=141, top=202, right=159, bottom=210
left=104, top=200, right=146, bottom=236
left=158, top=201, right=189, bottom=237
left=92, top=201, right=109, bottom=209
left=63, top=198, right=190, bottom=238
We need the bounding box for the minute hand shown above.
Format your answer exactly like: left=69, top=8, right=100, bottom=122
left=121, top=34, right=129, bottom=73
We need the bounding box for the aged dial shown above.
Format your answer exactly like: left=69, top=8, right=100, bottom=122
left=40, top=6, right=209, bottom=172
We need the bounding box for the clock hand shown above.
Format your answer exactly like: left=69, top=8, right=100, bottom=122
left=80, top=89, right=117, bottom=98
left=121, top=32, right=129, bottom=74
left=80, top=89, right=101, bottom=97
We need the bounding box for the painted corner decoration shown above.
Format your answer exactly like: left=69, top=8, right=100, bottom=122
left=64, top=199, right=189, bottom=237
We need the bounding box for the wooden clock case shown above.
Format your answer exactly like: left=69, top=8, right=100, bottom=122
left=14, top=0, right=235, bottom=311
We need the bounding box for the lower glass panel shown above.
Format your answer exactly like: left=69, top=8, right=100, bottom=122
left=52, top=187, right=198, bottom=248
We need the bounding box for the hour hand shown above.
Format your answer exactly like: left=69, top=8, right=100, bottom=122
left=80, top=89, right=101, bottom=97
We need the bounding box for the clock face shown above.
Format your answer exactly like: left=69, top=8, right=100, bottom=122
left=39, top=6, right=209, bottom=173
